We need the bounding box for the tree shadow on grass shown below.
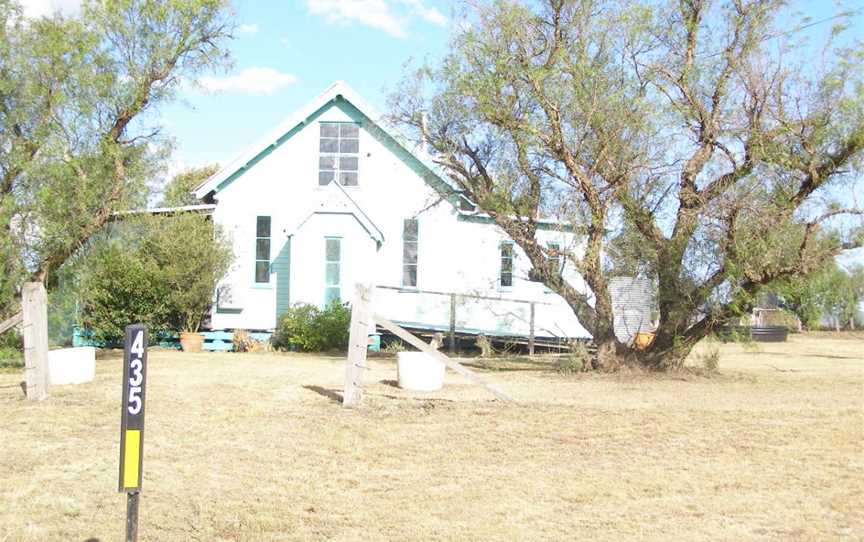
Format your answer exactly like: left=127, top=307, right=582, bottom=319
left=303, top=385, right=343, bottom=404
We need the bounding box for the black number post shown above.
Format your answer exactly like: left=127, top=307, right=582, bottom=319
left=118, top=324, right=148, bottom=542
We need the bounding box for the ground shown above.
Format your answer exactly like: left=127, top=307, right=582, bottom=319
left=0, top=333, right=862, bottom=541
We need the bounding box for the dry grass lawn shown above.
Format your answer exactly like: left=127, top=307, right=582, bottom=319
left=0, top=333, right=862, bottom=541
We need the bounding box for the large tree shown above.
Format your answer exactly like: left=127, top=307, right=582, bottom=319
left=160, top=163, right=220, bottom=207
left=391, top=0, right=864, bottom=369
left=0, top=0, right=232, bottom=317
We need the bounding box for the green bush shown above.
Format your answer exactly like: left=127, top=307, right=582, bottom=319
left=79, top=213, right=232, bottom=342
left=272, top=302, right=351, bottom=352
left=0, top=329, right=23, bottom=369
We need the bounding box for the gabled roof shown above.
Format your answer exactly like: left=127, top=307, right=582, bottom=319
left=193, top=81, right=461, bottom=203
left=290, top=181, right=385, bottom=245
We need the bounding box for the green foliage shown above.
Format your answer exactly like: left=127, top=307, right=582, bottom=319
left=696, top=346, right=720, bottom=372
left=160, top=164, right=220, bottom=207
left=391, top=0, right=864, bottom=369
left=0, top=328, right=22, bottom=369
left=773, top=262, right=864, bottom=330
left=272, top=302, right=351, bottom=352
left=79, top=213, right=233, bottom=342
left=382, top=339, right=406, bottom=355
left=79, top=242, right=172, bottom=342
left=0, top=0, right=232, bottom=315
left=556, top=341, right=591, bottom=375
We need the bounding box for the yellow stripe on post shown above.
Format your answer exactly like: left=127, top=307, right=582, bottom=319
left=123, top=429, right=141, bottom=488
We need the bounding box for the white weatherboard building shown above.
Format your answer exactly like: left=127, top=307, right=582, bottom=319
left=194, top=82, right=591, bottom=340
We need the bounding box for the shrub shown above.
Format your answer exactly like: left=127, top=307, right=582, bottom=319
left=0, top=329, right=23, bottom=369
left=79, top=243, right=172, bottom=342
left=556, top=341, right=591, bottom=374
left=697, top=346, right=720, bottom=372
left=381, top=339, right=406, bottom=355
left=233, top=329, right=255, bottom=353
left=272, top=302, right=351, bottom=352
left=79, top=213, right=232, bottom=342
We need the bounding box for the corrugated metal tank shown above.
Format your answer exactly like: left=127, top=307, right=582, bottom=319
left=609, top=277, right=655, bottom=344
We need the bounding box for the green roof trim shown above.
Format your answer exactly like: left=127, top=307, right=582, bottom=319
left=457, top=213, right=580, bottom=233
left=211, top=95, right=461, bottom=205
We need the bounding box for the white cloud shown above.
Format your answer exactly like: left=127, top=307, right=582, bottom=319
left=401, top=0, right=446, bottom=26
left=196, top=67, right=297, bottom=95
left=237, top=23, right=259, bottom=35
left=21, top=0, right=81, bottom=18
left=305, top=0, right=446, bottom=39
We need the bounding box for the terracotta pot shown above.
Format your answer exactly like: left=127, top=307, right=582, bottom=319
left=633, top=331, right=655, bottom=351
left=179, top=332, right=204, bottom=353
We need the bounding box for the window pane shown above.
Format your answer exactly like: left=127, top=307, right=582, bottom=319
left=403, top=219, right=418, bottom=240
left=403, top=265, right=417, bottom=287
left=325, top=287, right=341, bottom=305
left=256, top=216, right=271, bottom=237
left=325, top=262, right=340, bottom=285
left=320, top=138, right=338, bottom=153
left=403, top=241, right=417, bottom=264
left=501, top=272, right=513, bottom=288
left=339, top=123, right=359, bottom=138
left=256, top=238, right=270, bottom=260
left=320, top=123, right=339, bottom=137
left=326, top=238, right=341, bottom=261
left=339, top=138, right=359, bottom=154
left=319, top=156, right=336, bottom=169
left=318, top=171, right=334, bottom=185
left=339, top=171, right=358, bottom=186
left=255, top=261, right=270, bottom=283
left=339, top=156, right=358, bottom=171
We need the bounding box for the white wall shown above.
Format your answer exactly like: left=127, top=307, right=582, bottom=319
left=208, top=98, right=591, bottom=338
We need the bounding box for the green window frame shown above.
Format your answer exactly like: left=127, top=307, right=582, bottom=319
left=547, top=242, right=562, bottom=276
left=319, top=122, right=360, bottom=186
left=500, top=242, right=514, bottom=288
left=255, top=216, right=271, bottom=284
left=402, top=218, right=418, bottom=288
left=324, top=237, right=342, bottom=305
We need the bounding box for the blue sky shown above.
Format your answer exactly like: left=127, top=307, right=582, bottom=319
left=21, top=0, right=864, bottom=267
left=161, top=0, right=454, bottom=172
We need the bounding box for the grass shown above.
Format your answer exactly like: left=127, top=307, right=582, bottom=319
left=0, top=333, right=862, bottom=541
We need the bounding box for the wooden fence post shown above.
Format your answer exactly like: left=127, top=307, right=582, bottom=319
left=22, top=282, right=49, bottom=401
left=448, top=293, right=456, bottom=355
left=528, top=302, right=535, bottom=356
left=343, top=284, right=373, bottom=407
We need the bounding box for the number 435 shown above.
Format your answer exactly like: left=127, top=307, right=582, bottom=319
left=128, top=331, right=144, bottom=415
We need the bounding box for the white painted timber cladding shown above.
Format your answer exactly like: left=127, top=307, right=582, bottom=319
left=207, top=95, right=591, bottom=339
left=609, top=277, right=655, bottom=344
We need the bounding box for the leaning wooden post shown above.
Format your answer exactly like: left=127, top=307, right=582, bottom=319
left=22, top=282, right=49, bottom=401
left=343, top=284, right=373, bottom=407
left=448, top=293, right=457, bottom=355
left=375, top=314, right=515, bottom=403
left=528, top=303, right=536, bottom=356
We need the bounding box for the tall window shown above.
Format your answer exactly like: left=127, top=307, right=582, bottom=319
left=547, top=242, right=562, bottom=276
left=325, top=237, right=342, bottom=304
left=255, top=216, right=271, bottom=284
left=500, top=242, right=514, bottom=288
left=402, top=219, right=419, bottom=288
left=319, top=122, right=360, bottom=186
